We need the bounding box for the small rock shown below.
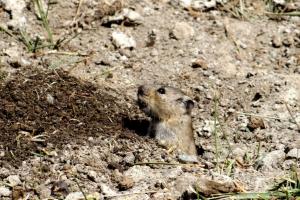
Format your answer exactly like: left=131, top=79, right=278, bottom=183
left=178, top=154, right=198, bottom=163
left=247, top=116, right=265, bottom=131
left=170, top=22, right=194, bottom=40
left=87, top=170, right=98, bottom=182
left=191, top=58, right=208, bottom=69
left=199, top=120, right=217, bottom=137
left=272, top=35, right=282, bottom=48
left=256, top=150, right=285, bottom=170
left=100, top=183, right=117, bottom=196
left=102, top=8, right=143, bottom=26
left=51, top=180, right=69, bottom=196
left=286, top=148, right=300, bottom=159
left=282, top=35, right=294, bottom=46
left=117, top=176, right=134, bottom=191
left=46, top=93, right=55, bottom=104
left=35, top=184, right=51, bottom=199
left=150, top=49, right=159, bottom=57
left=191, top=0, right=217, bottom=11
left=1, top=0, right=27, bottom=29
left=111, top=194, right=150, bottom=200
left=112, top=31, right=136, bottom=49
left=273, top=0, right=285, bottom=6
left=0, top=187, right=11, bottom=197
left=65, top=192, right=84, bottom=200
left=123, top=152, right=135, bottom=165
left=122, top=8, right=143, bottom=25
left=179, top=0, right=192, bottom=8
left=7, top=175, right=21, bottom=187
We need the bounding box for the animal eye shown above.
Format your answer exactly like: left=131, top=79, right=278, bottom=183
left=157, top=87, right=165, bottom=94
left=176, top=98, right=183, bottom=102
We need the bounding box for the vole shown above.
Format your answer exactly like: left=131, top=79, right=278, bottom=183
left=137, top=85, right=198, bottom=163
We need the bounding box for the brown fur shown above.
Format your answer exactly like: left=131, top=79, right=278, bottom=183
left=137, top=85, right=197, bottom=159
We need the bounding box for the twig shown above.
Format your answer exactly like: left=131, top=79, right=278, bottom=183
left=74, top=178, right=88, bottom=200
left=235, top=111, right=286, bottom=121
left=38, top=50, right=90, bottom=57
left=73, top=0, right=84, bottom=23
left=0, top=25, right=14, bottom=37
left=104, top=190, right=159, bottom=198
left=213, top=93, right=220, bottom=170
left=134, top=162, right=204, bottom=167
left=265, top=11, right=300, bottom=16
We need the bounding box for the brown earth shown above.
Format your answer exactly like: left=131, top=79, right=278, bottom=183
left=0, top=69, right=137, bottom=166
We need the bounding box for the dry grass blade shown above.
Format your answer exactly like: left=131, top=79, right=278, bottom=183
left=284, top=102, right=300, bottom=132
left=34, top=0, right=53, bottom=44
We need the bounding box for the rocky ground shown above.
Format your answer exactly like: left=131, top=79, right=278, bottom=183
left=0, top=0, right=300, bottom=199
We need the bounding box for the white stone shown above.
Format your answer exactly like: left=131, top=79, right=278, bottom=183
left=7, top=175, right=21, bottom=187
left=100, top=183, right=117, bottom=196
left=287, top=148, right=300, bottom=159
left=112, top=31, right=136, bottom=49
left=65, top=192, right=84, bottom=200
left=122, top=8, right=143, bottom=24
left=171, top=22, right=194, bottom=40
left=0, top=187, right=11, bottom=197
left=273, top=0, right=286, bottom=5
left=179, top=0, right=192, bottom=8
left=0, top=0, right=27, bottom=29
left=259, top=150, right=285, bottom=170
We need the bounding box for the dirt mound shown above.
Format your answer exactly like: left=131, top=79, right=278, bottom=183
left=0, top=69, right=131, bottom=167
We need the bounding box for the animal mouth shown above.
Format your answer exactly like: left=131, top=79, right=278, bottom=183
left=137, top=99, right=147, bottom=110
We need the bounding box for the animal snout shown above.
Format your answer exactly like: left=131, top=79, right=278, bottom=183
left=138, top=85, right=145, bottom=96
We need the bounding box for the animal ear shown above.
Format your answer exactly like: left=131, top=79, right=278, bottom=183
left=184, top=99, right=194, bottom=113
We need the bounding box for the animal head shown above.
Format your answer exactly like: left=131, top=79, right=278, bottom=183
left=137, top=85, right=194, bottom=120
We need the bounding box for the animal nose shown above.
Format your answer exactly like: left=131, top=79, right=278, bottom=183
left=138, top=85, right=145, bottom=96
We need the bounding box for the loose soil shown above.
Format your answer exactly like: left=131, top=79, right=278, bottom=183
left=0, top=69, right=134, bottom=166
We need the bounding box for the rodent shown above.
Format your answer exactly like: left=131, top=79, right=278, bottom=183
left=137, top=84, right=198, bottom=163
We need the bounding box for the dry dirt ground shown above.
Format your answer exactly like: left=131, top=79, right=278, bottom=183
left=0, top=0, right=300, bottom=199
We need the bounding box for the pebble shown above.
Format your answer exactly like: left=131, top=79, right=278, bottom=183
left=35, top=184, right=51, bottom=199
left=286, top=148, right=300, bottom=159
left=103, top=8, right=143, bottom=26
left=256, top=150, right=285, bottom=170
left=1, top=0, right=27, bottom=29
left=87, top=170, right=98, bottom=182
left=123, top=152, right=135, bottom=165
left=7, top=175, right=21, bottom=187
left=112, top=31, right=136, bottom=49
left=179, top=0, right=192, bottom=8
left=191, top=58, right=208, bottom=69
left=0, top=187, right=11, bottom=197
left=100, top=183, right=117, bottom=196
left=191, top=0, right=217, bottom=11
left=65, top=192, right=85, bottom=200
left=247, top=116, right=265, bottom=131
left=46, top=93, right=55, bottom=104
left=273, top=0, right=286, bottom=5
left=117, top=176, right=134, bottom=191
left=202, top=120, right=215, bottom=137
left=170, top=22, right=194, bottom=40
left=272, top=35, right=282, bottom=48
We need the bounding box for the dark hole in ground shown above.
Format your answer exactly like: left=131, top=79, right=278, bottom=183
left=252, top=92, right=262, bottom=101
left=122, top=117, right=150, bottom=136
left=0, top=69, right=134, bottom=167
